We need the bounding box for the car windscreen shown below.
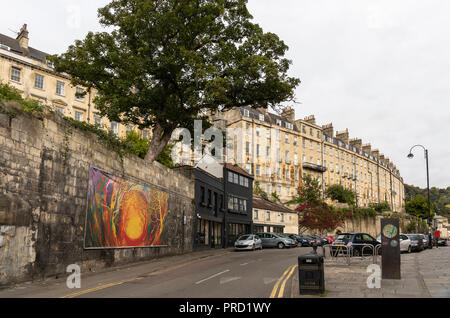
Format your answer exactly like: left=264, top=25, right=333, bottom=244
left=238, top=235, right=252, bottom=241
left=336, top=234, right=352, bottom=242
left=407, top=235, right=418, bottom=240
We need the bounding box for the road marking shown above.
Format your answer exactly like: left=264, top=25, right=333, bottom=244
left=240, top=263, right=249, bottom=266
left=219, top=277, right=242, bottom=284
left=278, top=265, right=298, bottom=298
left=195, top=270, right=230, bottom=285
left=269, top=265, right=294, bottom=298
left=60, top=280, right=129, bottom=298
left=60, top=253, right=234, bottom=298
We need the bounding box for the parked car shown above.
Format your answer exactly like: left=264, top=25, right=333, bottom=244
left=285, top=234, right=309, bottom=247
left=256, top=232, right=297, bottom=249
left=331, top=233, right=380, bottom=256
left=300, top=235, right=318, bottom=246
left=278, top=234, right=298, bottom=247
left=418, top=234, right=429, bottom=248
left=309, top=235, right=327, bottom=246
left=324, top=236, right=335, bottom=244
left=399, top=234, right=412, bottom=253
left=234, top=234, right=263, bottom=251
left=405, top=234, right=424, bottom=252
left=437, top=238, right=448, bottom=246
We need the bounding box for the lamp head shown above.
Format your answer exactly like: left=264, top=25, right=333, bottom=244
left=407, top=153, right=414, bottom=159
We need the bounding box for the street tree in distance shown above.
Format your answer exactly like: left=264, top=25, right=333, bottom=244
left=49, top=0, right=300, bottom=163
left=326, top=184, right=355, bottom=206
left=405, top=195, right=435, bottom=220
left=286, top=175, right=322, bottom=206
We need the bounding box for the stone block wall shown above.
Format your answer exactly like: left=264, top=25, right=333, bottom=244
left=0, top=108, right=195, bottom=286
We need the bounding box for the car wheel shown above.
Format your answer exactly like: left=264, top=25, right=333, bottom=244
left=277, top=242, right=285, bottom=249
left=408, top=245, right=412, bottom=253
left=352, top=249, right=360, bottom=257
left=252, top=244, right=256, bottom=251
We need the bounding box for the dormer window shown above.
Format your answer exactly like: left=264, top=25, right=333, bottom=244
left=243, top=109, right=250, bottom=117
left=259, top=114, right=265, bottom=121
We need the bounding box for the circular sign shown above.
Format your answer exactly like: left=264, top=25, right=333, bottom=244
left=390, top=240, right=398, bottom=247
left=382, top=224, right=398, bottom=239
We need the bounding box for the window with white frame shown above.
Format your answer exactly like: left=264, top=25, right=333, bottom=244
left=74, top=111, right=84, bottom=122
left=56, top=81, right=65, bottom=96
left=34, top=74, right=44, bottom=89
left=256, top=165, right=261, bottom=176
left=266, top=166, right=271, bottom=177
left=10, top=67, right=21, bottom=82
left=94, top=116, right=102, bottom=126
left=111, top=121, right=119, bottom=135
left=75, top=87, right=85, bottom=101
left=254, top=210, right=259, bottom=220
left=55, top=106, right=64, bottom=115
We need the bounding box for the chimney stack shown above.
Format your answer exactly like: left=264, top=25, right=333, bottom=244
left=322, top=123, right=334, bottom=138
left=17, top=24, right=29, bottom=49
left=303, top=115, right=316, bottom=125
left=362, top=143, right=372, bottom=154
left=371, top=149, right=380, bottom=159
left=281, top=107, right=295, bottom=122
left=336, top=129, right=349, bottom=144
left=349, top=138, right=362, bottom=150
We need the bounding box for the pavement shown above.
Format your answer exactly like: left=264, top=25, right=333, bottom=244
left=291, top=245, right=450, bottom=298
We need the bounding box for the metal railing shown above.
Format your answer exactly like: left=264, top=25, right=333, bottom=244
left=320, top=243, right=380, bottom=266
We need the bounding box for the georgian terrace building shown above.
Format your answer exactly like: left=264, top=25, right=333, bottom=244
left=0, top=24, right=147, bottom=139
left=211, top=106, right=405, bottom=212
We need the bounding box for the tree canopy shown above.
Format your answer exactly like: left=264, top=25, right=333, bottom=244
left=405, top=194, right=435, bottom=220
left=286, top=175, right=322, bottom=206
left=326, top=184, right=355, bottom=206
left=49, top=0, right=300, bottom=162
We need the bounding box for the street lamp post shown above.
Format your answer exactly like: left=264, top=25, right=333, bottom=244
left=407, top=145, right=432, bottom=249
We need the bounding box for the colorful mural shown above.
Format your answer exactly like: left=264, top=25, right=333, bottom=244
left=85, top=168, right=170, bottom=248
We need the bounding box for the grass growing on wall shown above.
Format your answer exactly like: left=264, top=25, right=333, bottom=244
left=0, top=81, right=174, bottom=168
left=0, top=82, right=48, bottom=117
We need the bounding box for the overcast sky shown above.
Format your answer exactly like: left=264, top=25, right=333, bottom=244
left=1, top=0, right=449, bottom=189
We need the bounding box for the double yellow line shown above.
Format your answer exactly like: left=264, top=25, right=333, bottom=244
left=269, top=264, right=298, bottom=298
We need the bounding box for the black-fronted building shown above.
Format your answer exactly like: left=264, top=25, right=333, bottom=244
left=223, top=163, right=254, bottom=247
left=180, top=156, right=254, bottom=249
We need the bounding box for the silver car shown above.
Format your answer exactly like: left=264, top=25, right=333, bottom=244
left=256, top=232, right=296, bottom=249
left=234, top=234, right=263, bottom=251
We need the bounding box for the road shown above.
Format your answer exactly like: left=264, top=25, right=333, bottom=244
left=0, top=247, right=313, bottom=298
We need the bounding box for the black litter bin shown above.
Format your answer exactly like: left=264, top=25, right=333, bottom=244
left=298, top=252, right=325, bottom=295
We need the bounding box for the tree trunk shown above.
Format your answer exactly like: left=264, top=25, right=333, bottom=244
left=145, top=123, right=174, bottom=163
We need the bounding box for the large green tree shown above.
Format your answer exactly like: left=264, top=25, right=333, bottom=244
left=405, top=194, right=435, bottom=220
left=49, top=0, right=300, bottom=163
